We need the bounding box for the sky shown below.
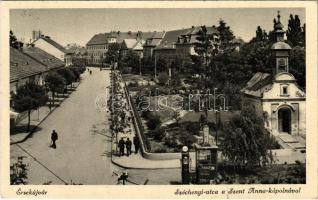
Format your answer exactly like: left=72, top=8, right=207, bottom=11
left=10, top=8, right=305, bottom=47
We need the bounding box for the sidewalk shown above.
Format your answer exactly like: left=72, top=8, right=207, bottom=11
left=10, top=81, right=81, bottom=144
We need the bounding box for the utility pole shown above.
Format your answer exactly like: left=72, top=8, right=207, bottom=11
left=154, top=54, right=157, bottom=80
left=139, top=57, right=142, bottom=76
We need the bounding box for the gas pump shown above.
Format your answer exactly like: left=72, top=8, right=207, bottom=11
left=181, top=146, right=190, bottom=184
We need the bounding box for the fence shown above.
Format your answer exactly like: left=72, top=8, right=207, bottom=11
left=120, top=73, right=181, bottom=160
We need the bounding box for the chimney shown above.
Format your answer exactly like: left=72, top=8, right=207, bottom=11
left=32, top=30, right=41, bottom=41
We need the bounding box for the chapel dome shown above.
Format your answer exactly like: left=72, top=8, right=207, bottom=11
left=271, top=41, right=292, bottom=50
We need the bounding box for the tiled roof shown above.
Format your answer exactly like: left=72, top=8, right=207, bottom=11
left=122, top=39, right=144, bottom=51
left=67, top=46, right=87, bottom=55
left=23, top=46, right=64, bottom=70
left=87, top=31, right=163, bottom=46
left=156, top=28, right=190, bottom=49
left=241, top=72, right=273, bottom=97
left=155, top=26, right=219, bottom=49
left=122, top=39, right=139, bottom=49
left=39, top=36, right=71, bottom=54
left=152, top=31, right=165, bottom=39
left=10, top=47, right=47, bottom=82
left=86, top=33, right=110, bottom=45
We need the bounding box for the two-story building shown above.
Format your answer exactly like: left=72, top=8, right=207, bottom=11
left=86, top=31, right=156, bottom=66
left=144, top=26, right=219, bottom=61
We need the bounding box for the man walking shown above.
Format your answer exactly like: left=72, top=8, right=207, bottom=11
left=50, top=130, right=58, bottom=149
left=125, top=138, right=132, bottom=156
left=118, top=138, right=125, bottom=157
left=133, top=136, right=140, bottom=154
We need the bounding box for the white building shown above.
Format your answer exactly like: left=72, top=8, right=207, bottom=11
left=32, top=35, right=73, bottom=66
left=241, top=13, right=306, bottom=137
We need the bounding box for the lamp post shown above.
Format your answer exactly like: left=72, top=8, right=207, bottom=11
left=154, top=54, right=157, bottom=80
left=213, top=88, right=218, bottom=111
left=139, top=56, right=142, bottom=76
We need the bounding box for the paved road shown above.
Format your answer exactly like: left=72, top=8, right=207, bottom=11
left=10, top=67, right=180, bottom=185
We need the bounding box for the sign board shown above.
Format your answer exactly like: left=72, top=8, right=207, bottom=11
left=195, top=144, right=218, bottom=184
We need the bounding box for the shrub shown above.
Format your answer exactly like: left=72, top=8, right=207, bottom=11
left=152, top=127, right=166, bottom=141
left=185, top=122, right=200, bottom=135
left=164, top=136, right=178, bottom=148
left=157, top=72, right=169, bottom=86
left=146, top=114, right=161, bottom=130
left=153, top=147, right=167, bottom=153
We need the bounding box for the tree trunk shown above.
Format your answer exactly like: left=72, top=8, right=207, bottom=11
left=52, top=91, right=55, bottom=107
left=27, top=110, right=31, bottom=132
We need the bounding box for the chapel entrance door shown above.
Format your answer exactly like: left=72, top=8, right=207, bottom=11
left=278, top=108, right=291, bottom=134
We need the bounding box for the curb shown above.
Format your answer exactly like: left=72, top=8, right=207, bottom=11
left=10, top=83, right=80, bottom=145
left=110, top=156, right=181, bottom=170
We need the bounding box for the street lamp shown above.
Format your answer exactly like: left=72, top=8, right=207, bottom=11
left=139, top=57, right=142, bottom=76
left=213, top=88, right=218, bottom=111
left=154, top=54, right=157, bottom=80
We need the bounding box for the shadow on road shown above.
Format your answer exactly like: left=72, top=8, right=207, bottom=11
left=10, top=125, right=42, bottom=135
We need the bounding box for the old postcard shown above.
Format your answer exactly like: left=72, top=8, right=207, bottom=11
left=0, top=1, right=317, bottom=199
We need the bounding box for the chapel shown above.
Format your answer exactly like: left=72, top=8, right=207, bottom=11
left=241, top=12, right=306, bottom=137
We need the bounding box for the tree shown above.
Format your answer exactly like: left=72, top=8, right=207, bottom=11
left=240, top=41, right=272, bottom=73
left=286, top=14, right=303, bottom=47
left=222, top=103, right=274, bottom=168
left=45, top=72, right=65, bottom=107
left=120, top=50, right=140, bottom=73
left=251, top=26, right=268, bottom=43
left=156, top=57, right=169, bottom=73
left=10, top=30, right=23, bottom=49
left=10, top=157, right=28, bottom=185
left=12, top=82, right=48, bottom=132
left=146, top=113, right=161, bottom=130
left=217, top=20, right=235, bottom=48
left=289, top=46, right=306, bottom=88
left=157, top=72, right=169, bottom=86
left=194, top=25, right=220, bottom=118
left=302, top=23, right=306, bottom=46
left=105, top=43, right=121, bottom=64
left=57, top=68, right=75, bottom=88
left=142, top=57, right=155, bottom=74
left=194, top=25, right=219, bottom=67
left=70, top=67, right=81, bottom=81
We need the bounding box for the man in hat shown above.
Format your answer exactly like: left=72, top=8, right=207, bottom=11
left=125, top=138, right=132, bottom=156
left=118, top=138, right=125, bottom=157
left=133, top=135, right=140, bottom=154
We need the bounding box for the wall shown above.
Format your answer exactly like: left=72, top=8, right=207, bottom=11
left=86, top=44, right=108, bottom=66
left=262, top=76, right=306, bottom=136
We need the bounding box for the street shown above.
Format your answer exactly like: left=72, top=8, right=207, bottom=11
left=10, top=67, right=179, bottom=185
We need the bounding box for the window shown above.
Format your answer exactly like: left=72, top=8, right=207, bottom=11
left=281, top=85, right=289, bottom=96
left=278, top=58, right=287, bottom=72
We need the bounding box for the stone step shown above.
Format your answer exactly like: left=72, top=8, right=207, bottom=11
left=279, top=133, right=298, bottom=143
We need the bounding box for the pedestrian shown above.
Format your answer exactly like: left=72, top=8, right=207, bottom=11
left=133, top=136, right=140, bottom=154
left=50, top=130, right=58, bottom=149
left=125, top=138, right=132, bottom=156
left=118, top=138, right=125, bottom=157
left=117, top=171, right=128, bottom=185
